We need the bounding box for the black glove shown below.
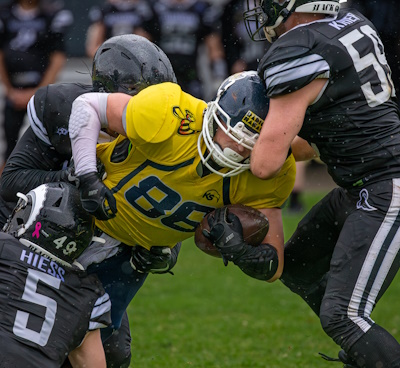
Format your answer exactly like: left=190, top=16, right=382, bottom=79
left=204, top=207, right=278, bottom=280
left=78, top=172, right=117, bottom=220
left=62, top=158, right=107, bottom=186
left=130, top=242, right=182, bottom=274
left=203, top=207, right=247, bottom=265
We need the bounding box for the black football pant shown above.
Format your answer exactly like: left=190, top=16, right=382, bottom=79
left=281, top=178, right=400, bottom=367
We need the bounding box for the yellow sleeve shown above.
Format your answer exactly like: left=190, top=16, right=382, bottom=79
left=124, top=82, right=182, bottom=145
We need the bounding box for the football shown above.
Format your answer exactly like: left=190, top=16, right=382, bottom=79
left=194, top=204, right=269, bottom=258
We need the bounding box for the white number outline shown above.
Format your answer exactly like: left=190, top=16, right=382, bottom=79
left=339, top=25, right=395, bottom=107
left=13, top=269, right=61, bottom=346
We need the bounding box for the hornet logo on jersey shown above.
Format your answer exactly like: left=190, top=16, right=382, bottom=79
left=357, top=189, right=377, bottom=211
left=203, top=190, right=220, bottom=202
left=173, top=106, right=199, bottom=135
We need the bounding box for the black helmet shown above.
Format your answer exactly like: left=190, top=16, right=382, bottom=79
left=3, top=182, right=95, bottom=267
left=244, top=0, right=340, bottom=42
left=198, top=71, right=269, bottom=177
left=92, top=34, right=177, bottom=95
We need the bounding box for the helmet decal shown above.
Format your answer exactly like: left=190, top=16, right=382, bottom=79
left=32, top=222, right=41, bottom=239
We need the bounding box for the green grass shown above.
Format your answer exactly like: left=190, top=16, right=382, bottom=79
left=128, top=191, right=400, bottom=367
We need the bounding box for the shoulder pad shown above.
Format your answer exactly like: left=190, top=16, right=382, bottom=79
left=258, top=28, right=329, bottom=96
left=259, top=27, right=314, bottom=70
left=37, top=83, right=92, bottom=156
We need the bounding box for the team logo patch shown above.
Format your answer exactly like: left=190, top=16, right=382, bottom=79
left=242, top=110, right=263, bottom=134
left=56, top=127, right=69, bottom=136
left=356, top=188, right=377, bottom=211
left=203, top=190, right=220, bottom=202
left=173, top=106, right=198, bottom=135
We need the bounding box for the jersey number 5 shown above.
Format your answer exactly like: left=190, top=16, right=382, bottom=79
left=339, top=25, right=395, bottom=107
left=13, top=269, right=60, bottom=346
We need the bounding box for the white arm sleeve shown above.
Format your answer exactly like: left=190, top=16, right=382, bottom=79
left=69, top=93, right=110, bottom=176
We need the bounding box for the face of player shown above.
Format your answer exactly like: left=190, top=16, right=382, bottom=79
left=213, top=125, right=252, bottom=163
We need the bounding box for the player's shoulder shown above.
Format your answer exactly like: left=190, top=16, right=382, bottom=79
left=260, top=8, right=367, bottom=67
left=33, top=83, right=92, bottom=122
left=0, top=234, right=28, bottom=261
left=126, top=82, right=205, bottom=144
left=30, top=83, right=92, bottom=154
left=134, top=82, right=186, bottom=106
left=0, top=232, right=18, bottom=247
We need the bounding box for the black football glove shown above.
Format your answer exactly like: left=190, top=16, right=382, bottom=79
left=203, top=207, right=247, bottom=265
left=203, top=207, right=278, bottom=281
left=78, top=172, right=117, bottom=220
left=130, top=242, right=182, bottom=274
left=62, top=157, right=107, bottom=186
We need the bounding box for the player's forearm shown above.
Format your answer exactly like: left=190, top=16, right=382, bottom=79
left=68, top=330, right=106, bottom=368
left=69, top=93, right=109, bottom=176
left=0, top=166, right=66, bottom=202
left=259, top=208, right=284, bottom=282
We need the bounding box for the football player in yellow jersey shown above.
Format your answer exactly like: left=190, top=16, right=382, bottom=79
left=68, top=71, right=295, bottom=344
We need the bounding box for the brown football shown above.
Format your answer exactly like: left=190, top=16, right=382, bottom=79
left=194, top=204, right=269, bottom=258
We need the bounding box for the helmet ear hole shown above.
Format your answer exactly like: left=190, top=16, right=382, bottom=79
left=53, top=197, right=62, bottom=208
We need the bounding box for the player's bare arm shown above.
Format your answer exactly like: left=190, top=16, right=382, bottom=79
left=250, top=78, right=327, bottom=179
left=68, top=330, right=106, bottom=368
left=291, top=136, right=319, bottom=162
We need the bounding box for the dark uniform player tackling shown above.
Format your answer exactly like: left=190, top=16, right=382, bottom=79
left=209, top=0, right=400, bottom=367
left=0, top=182, right=111, bottom=368
left=0, top=34, right=178, bottom=368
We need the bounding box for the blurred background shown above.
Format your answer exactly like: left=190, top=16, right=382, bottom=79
left=0, top=0, right=341, bottom=202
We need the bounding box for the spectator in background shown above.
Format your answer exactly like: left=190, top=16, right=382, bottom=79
left=221, top=0, right=269, bottom=74
left=345, top=0, right=400, bottom=101
left=0, top=0, right=72, bottom=175
left=152, top=0, right=228, bottom=99
left=85, top=0, right=159, bottom=59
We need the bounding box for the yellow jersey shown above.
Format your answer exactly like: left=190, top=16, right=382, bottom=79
left=96, top=82, right=295, bottom=249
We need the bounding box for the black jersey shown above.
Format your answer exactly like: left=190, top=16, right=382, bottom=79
left=88, top=1, right=159, bottom=41
left=28, top=83, right=93, bottom=157
left=153, top=0, right=219, bottom=81
left=258, top=8, right=400, bottom=188
left=0, top=83, right=106, bottom=222
left=0, top=233, right=111, bottom=368
left=0, top=4, right=72, bottom=88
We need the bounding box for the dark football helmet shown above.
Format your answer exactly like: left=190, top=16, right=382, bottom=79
left=92, top=34, right=177, bottom=95
left=198, top=71, right=269, bottom=177
left=3, top=182, right=96, bottom=267
left=244, top=0, right=341, bottom=42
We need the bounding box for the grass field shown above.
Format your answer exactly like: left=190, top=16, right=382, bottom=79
left=128, top=191, right=400, bottom=367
